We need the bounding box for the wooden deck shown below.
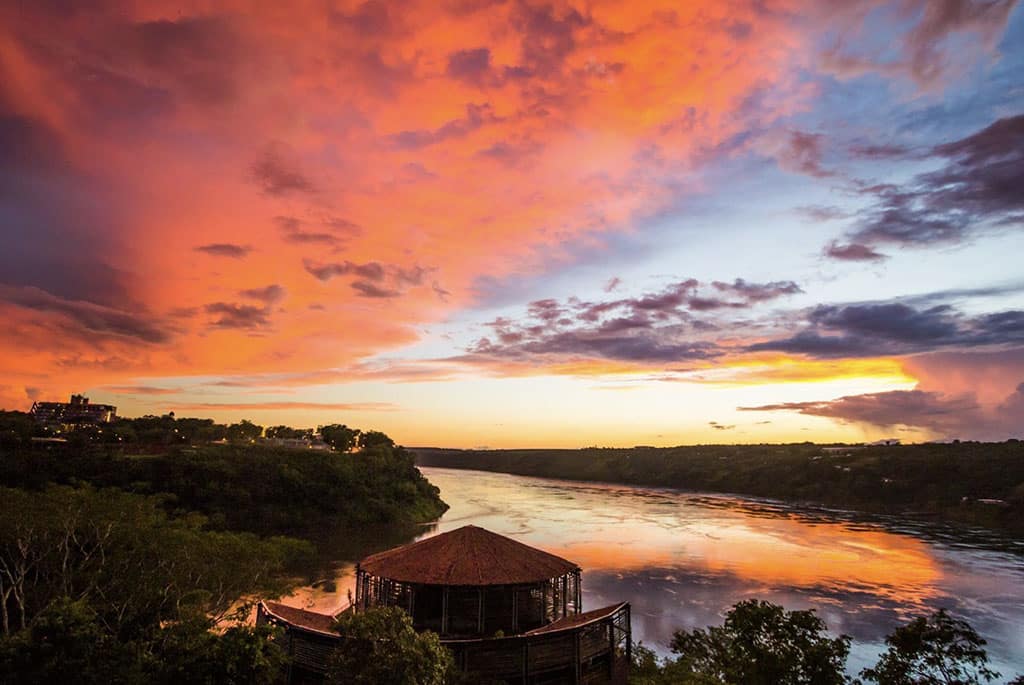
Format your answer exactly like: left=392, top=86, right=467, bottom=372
left=258, top=601, right=631, bottom=684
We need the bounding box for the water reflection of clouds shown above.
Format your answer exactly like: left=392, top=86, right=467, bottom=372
left=285, top=468, right=1024, bottom=675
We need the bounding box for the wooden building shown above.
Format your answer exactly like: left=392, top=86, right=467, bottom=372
left=258, top=525, right=631, bottom=684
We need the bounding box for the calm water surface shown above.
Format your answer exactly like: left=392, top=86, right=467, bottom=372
left=286, top=467, right=1024, bottom=679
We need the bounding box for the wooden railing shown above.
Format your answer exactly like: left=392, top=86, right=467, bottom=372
left=258, top=601, right=631, bottom=685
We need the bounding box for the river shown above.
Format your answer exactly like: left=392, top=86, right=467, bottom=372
left=284, top=466, right=1024, bottom=680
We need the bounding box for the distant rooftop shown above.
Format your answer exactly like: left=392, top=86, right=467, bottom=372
left=359, top=525, right=579, bottom=586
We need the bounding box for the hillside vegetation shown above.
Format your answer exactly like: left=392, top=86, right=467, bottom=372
left=1, top=441, right=447, bottom=537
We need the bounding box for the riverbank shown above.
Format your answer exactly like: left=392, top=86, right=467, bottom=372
left=1, top=441, right=448, bottom=537
left=413, top=442, right=1024, bottom=535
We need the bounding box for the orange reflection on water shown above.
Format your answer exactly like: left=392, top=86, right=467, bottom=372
left=420, top=469, right=945, bottom=607
left=558, top=517, right=940, bottom=604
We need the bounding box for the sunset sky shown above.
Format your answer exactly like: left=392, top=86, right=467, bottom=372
left=2, top=0, right=1023, bottom=447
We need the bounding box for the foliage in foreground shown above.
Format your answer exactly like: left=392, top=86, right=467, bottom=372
left=0, top=485, right=308, bottom=636
left=0, top=485, right=306, bottom=684
left=0, top=599, right=286, bottom=684
left=327, top=607, right=455, bottom=685
left=861, top=609, right=1000, bottom=685
left=630, top=600, right=1012, bottom=685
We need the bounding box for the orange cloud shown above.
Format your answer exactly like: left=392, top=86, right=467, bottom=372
left=0, top=0, right=818, bottom=408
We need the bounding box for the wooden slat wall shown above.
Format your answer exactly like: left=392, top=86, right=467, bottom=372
left=266, top=602, right=631, bottom=685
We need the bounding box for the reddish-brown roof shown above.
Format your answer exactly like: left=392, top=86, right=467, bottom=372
left=359, top=525, right=579, bottom=586
left=262, top=602, right=338, bottom=636
left=524, top=602, right=627, bottom=635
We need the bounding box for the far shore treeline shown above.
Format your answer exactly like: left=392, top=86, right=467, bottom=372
left=413, top=442, right=1024, bottom=534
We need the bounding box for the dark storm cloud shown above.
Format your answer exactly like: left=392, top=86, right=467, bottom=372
left=748, top=301, right=1024, bottom=358
left=204, top=302, right=272, bottom=330
left=195, top=243, right=252, bottom=258
left=446, top=47, right=493, bottom=85
left=389, top=103, right=500, bottom=149
left=712, top=278, right=803, bottom=302
left=819, top=0, right=1017, bottom=88
left=304, top=259, right=431, bottom=299
left=323, top=217, right=363, bottom=237
left=275, top=216, right=362, bottom=248
left=238, top=284, right=286, bottom=304
left=303, top=259, right=386, bottom=282
left=514, top=2, right=589, bottom=77
left=739, top=390, right=978, bottom=427
left=468, top=329, right=719, bottom=363
left=351, top=281, right=401, bottom=298
left=824, top=241, right=888, bottom=262
left=897, top=0, right=1017, bottom=86
left=738, top=381, right=1024, bottom=440
left=460, top=276, right=805, bottom=365
left=282, top=230, right=340, bottom=245
left=476, top=138, right=545, bottom=167
left=776, top=131, right=834, bottom=178
left=848, top=142, right=911, bottom=159
left=829, top=114, right=1024, bottom=254
left=0, top=112, right=140, bottom=309
left=123, top=15, right=244, bottom=105
left=0, top=114, right=65, bottom=171
left=250, top=145, right=316, bottom=196
left=1, top=285, right=172, bottom=344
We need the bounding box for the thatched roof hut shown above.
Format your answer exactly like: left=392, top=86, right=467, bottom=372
left=260, top=525, right=631, bottom=684
left=360, top=524, right=579, bottom=586
left=356, top=525, right=582, bottom=637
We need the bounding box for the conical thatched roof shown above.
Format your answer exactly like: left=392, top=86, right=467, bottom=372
left=359, top=525, right=579, bottom=586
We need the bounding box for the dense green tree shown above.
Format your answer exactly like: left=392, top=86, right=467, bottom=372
left=668, top=600, right=851, bottom=685
left=226, top=419, right=263, bottom=443
left=0, top=599, right=287, bottom=685
left=0, top=598, right=139, bottom=684
left=265, top=425, right=311, bottom=440
left=861, top=609, right=999, bottom=684
left=0, top=485, right=307, bottom=636
left=320, top=424, right=361, bottom=451
left=359, top=430, right=395, bottom=449
left=146, top=611, right=286, bottom=685
left=0, top=442, right=447, bottom=537
left=0, top=412, right=37, bottom=447
left=327, top=607, right=454, bottom=685
left=629, top=642, right=691, bottom=685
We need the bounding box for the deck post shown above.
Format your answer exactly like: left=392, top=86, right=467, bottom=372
left=562, top=575, right=568, bottom=618
left=478, top=588, right=484, bottom=634
left=441, top=587, right=449, bottom=635
left=512, top=588, right=519, bottom=634
left=608, top=616, right=615, bottom=677
left=573, top=629, right=582, bottom=683
left=625, top=604, right=632, bottom=677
